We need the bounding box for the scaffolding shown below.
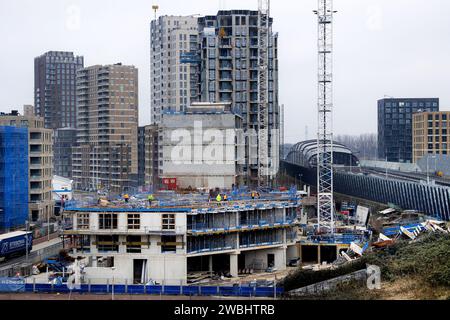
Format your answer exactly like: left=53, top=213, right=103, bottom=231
left=0, top=127, right=29, bottom=231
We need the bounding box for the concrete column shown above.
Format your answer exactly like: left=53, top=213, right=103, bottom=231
left=317, top=245, right=321, bottom=264
left=208, top=255, right=213, bottom=275
left=229, top=254, right=238, bottom=278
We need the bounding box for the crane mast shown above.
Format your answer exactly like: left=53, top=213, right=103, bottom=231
left=316, top=0, right=335, bottom=234
left=257, top=0, right=271, bottom=187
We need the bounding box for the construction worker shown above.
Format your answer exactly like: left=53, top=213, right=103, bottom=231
left=251, top=191, right=256, bottom=200
left=148, top=194, right=155, bottom=206
left=223, top=194, right=228, bottom=201
left=216, top=193, right=222, bottom=203
left=124, top=194, right=129, bottom=203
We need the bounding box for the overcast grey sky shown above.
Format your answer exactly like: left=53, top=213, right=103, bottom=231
left=1, top=0, right=449, bottom=143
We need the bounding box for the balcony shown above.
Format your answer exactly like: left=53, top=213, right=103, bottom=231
left=30, top=175, right=44, bottom=182
left=30, top=162, right=42, bottom=169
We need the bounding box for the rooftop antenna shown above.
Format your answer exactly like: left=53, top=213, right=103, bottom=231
left=152, top=4, right=159, bottom=20
left=314, top=0, right=337, bottom=235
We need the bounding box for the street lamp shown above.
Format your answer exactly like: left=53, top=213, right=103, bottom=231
left=47, top=209, right=50, bottom=241
left=25, top=220, right=29, bottom=264
left=427, top=155, right=437, bottom=184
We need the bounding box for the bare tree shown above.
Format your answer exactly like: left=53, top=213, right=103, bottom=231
left=335, top=133, right=378, bottom=160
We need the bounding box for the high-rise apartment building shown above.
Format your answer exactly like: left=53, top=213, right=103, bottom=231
left=150, top=11, right=280, bottom=186
left=72, top=63, right=139, bottom=194
left=144, top=124, right=160, bottom=189
left=0, top=107, right=54, bottom=224
left=34, top=51, right=84, bottom=129
left=412, top=111, right=450, bottom=162
left=198, top=11, right=279, bottom=184
left=34, top=51, right=84, bottom=178
left=53, top=128, right=77, bottom=179
left=377, top=98, right=439, bottom=162
left=150, top=16, right=200, bottom=124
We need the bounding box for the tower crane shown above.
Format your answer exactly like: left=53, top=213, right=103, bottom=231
left=314, top=0, right=337, bottom=235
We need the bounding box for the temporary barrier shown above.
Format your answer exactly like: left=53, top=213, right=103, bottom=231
left=23, top=282, right=283, bottom=297
left=0, top=277, right=26, bottom=292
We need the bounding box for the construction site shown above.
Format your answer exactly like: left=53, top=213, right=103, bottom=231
left=1, top=0, right=449, bottom=302
left=0, top=0, right=396, bottom=291
left=54, top=189, right=299, bottom=285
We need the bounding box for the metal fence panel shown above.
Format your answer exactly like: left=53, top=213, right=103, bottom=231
left=0, top=277, right=25, bottom=292
left=21, top=281, right=283, bottom=297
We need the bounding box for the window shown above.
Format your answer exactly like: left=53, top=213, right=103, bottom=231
left=77, top=235, right=91, bottom=253
left=162, top=214, right=175, bottom=230
left=97, top=256, right=115, bottom=267
left=77, top=213, right=90, bottom=230
left=97, top=235, right=119, bottom=252
left=126, top=235, right=142, bottom=253
left=161, top=235, right=177, bottom=253
left=99, top=214, right=118, bottom=229
left=128, top=214, right=140, bottom=230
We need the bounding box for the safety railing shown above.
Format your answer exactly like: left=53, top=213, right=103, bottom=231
left=188, top=220, right=297, bottom=235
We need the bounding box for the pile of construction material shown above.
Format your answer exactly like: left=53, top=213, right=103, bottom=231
left=335, top=209, right=449, bottom=265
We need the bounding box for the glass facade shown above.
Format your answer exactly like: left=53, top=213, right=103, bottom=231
left=378, top=98, right=439, bottom=162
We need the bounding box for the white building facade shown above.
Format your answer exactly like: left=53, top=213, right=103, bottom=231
left=160, top=102, right=244, bottom=189
left=150, top=16, right=200, bottom=124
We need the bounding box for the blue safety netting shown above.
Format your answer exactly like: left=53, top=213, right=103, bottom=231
left=0, top=127, right=29, bottom=231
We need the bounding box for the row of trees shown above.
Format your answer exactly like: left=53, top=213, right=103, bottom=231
left=334, top=133, right=378, bottom=160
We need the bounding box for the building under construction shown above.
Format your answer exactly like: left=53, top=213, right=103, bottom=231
left=150, top=7, right=280, bottom=188
left=62, top=190, right=300, bottom=285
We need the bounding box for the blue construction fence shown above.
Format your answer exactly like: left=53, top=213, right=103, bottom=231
left=0, top=277, right=26, bottom=292
left=0, top=278, right=283, bottom=297
left=17, top=282, right=283, bottom=297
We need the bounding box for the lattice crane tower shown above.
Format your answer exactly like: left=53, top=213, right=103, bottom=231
left=257, top=0, right=270, bottom=187
left=314, top=0, right=336, bottom=234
